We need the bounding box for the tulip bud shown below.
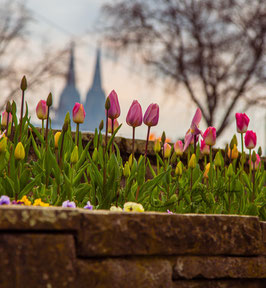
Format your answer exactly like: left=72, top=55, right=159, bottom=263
left=126, top=100, right=142, bottom=127
left=12, top=101, right=17, bottom=114
left=105, top=97, right=110, bottom=111
left=161, top=131, right=166, bottom=145
left=175, top=161, right=183, bottom=176
left=143, top=103, right=159, bottom=127
left=188, top=153, right=196, bottom=169
left=249, top=153, right=261, bottom=170
left=36, top=100, right=48, bottom=120
left=6, top=101, right=12, bottom=113
left=54, top=132, right=61, bottom=149
left=20, top=75, right=27, bottom=91
left=108, top=118, right=119, bottom=133
left=214, top=151, right=222, bottom=167
left=154, top=138, right=161, bottom=153
left=123, top=161, right=131, bottom=178
left=1, top=111, right=12, bottom=127
left=244, top=130, right=257, bottom=150
left=203, top=163, right=211, bottom=179
left=232, top=134, right=238, bottom=147
left=46, top=93, right=53, bottom=107
left=200, top=139, right=210, bottom=155
left=174, top=140, right=183, bottom=156
left=163, top=143, right=171, bottom=158
left=99, top=120, right=104, bottom=131
left=170, top=152, right=177, bottom=165
left=14, top=142, right=25, bottom=160
left=230, top=137, right=235, bottom=150
left=257, top=146, right=262, bottom=157
left=235, top=113, right=249, bottom=133
left=225, top=144, right=229, bottom=157
left=203, top=127, right=216, bottom=146
left=251, top=150, right=257, bottom=163
left=128, top=153, right=133, bottom=168
left=228, top=144, right=239, bottom=160
left=62, top=122, right=68, bottom=133
left=227, top=163, right=234, bottom=177
left=72, top=103, right=86, bottom=124
left=107, top=90, right=120, bottom=119
left=92, top=148, right=98, bottom=162
left=70, top=146, right=79, bottom=164
left=0, top=136, right=7, bottom=153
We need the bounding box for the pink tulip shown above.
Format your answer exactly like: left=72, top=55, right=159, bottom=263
left=72, top=103, right=86, bottom=124
left=203, top=127, right=216, bottom=146
left=244, top=130, right=257, bottom=149
left=183, top=108, right=202, bottom=152
left=235, top=113, right=249, bottom=133
left=108, top=118, right=119, bottom=134
left=174, top=140, right=183, bottom=156
left=1, top=111, right=12, bottom=127
left=249, top=154, right=261, bottom=170
left=143, top=103, right=159, bottom=127
left=126, top=100, right=142, bottom=127
left=200, top=139, right=210, bottom=155
left=36, top=100, right=48, bottom=120
left=107, top=90, right=120, bottom=119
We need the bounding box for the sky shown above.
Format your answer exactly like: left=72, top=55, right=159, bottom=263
left=16, top=0, right=266, bottom=152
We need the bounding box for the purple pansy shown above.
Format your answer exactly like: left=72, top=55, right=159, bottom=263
left=84, top=201, right=93, bottom=210
left=62, top=200, right=76, bottom=208
left=0, top=195, right=10, bottom=205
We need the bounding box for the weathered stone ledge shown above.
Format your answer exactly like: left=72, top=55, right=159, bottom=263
left=0, top=206, right=265, bottom=287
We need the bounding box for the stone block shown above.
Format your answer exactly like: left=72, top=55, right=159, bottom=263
left=173, top=256, right=266, bottom=279
left=78, top=212, right=262, bottom=257
left=0, top=233, right=76, bottom=288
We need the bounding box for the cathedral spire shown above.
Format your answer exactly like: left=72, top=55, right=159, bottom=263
left=67, top=42, right=76, bottom=86
left=91, top=48, right=102, bottom=90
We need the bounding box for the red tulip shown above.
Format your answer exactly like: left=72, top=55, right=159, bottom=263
left=143, top=103, right=159, bottom=127
left=126, top=100, right=142, bottom=127
left=107, top=90, right=120, bottom=119
left=72, top=103, right=86, bottom=124
left=244, top=130, right=257, bottom=149
left=200, top=139, right=210, bottom=155
left=36, top=100, right=48, bottom=120
left=235, top=113, right=249, bottom=133
left=203, top=127, right=216, bottom=146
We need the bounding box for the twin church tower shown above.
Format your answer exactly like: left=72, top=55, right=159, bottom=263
left=53, top=44, right=106, bottom=131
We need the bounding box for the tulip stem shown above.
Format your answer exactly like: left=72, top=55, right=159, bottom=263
left=194, top=135, right=197, bottom=154
left=241, top=133, right=244, bottom=170
left=249, top=149, right=251, bottom=177
left=75, top=123, right=79, bottom=147
left=111, top=119, right=114, bottom=152
left=132, top=127, right=135, bottom=158
left=41, top=120, right=44, bottom=138
left=105, top=110, right=109, bottom=153
left=45, top=106, right=50, bottom=151
left=6, top=113, right=10, bottom=138
left=145, top=126, right=151, bottom=159
left=209, top=146, right=213, bottom=193
left=19, top=90, right=25, bottom=140
left=252, top=162, right=255, bottom=202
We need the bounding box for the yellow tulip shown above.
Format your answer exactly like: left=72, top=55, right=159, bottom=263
left=228, top=144, right=238, bottom=159
left=188, top=153, right=196, bottom=169
left=0, top=135, right=7, bottom=153
left=54, top=132, right=61, bottom=149
left=14, top=142, right=25, bottom=160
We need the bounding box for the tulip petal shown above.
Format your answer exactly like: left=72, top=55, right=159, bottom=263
left=183, top=133, right=193, bottom=152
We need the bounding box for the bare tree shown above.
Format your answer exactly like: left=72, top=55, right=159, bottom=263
left=101, top=0, right=266, bottom=136
left=0, top=0, right=68, bottom=111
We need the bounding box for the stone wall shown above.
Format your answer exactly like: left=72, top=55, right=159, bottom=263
left=0, top=206, right=265, bottom=288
